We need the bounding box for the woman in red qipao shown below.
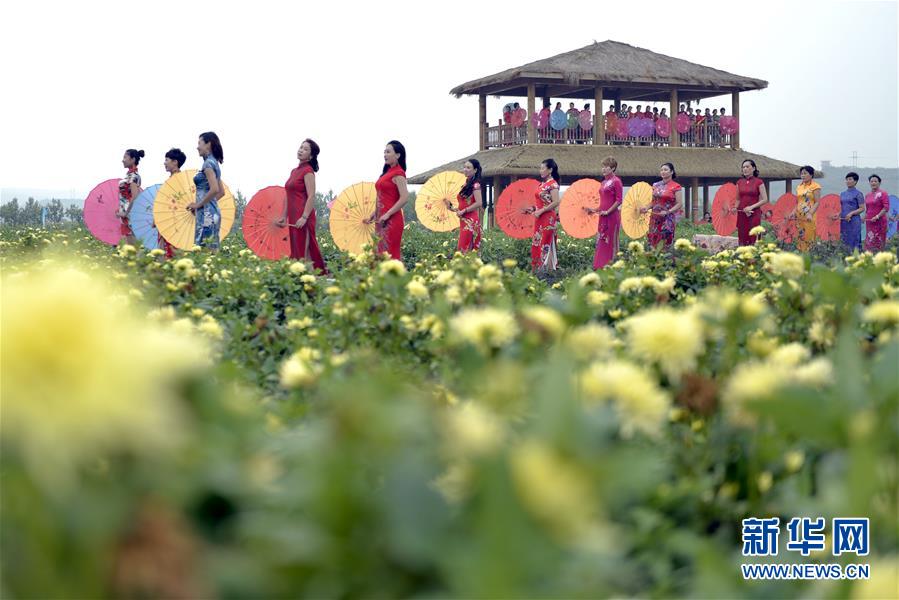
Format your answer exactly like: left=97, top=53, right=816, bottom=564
left=585, top=156, right=623, bottom=269
left=448, top=158, right=483, bottom=253
left=524, top=158, right=561, bottom=272
left=278, top=139, right=327, bottom=272
left=116, top=148, right=144, bottom=246
left=366, top=140, right=409, bottom=260
left=734, top=159, right=768, bottom=245
left=644, top=162, right=684, bottom=249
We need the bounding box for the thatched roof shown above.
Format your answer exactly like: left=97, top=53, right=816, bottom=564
left=450, top=41, right=767, bottom=102
left=409, top=146, right=818, bottom=185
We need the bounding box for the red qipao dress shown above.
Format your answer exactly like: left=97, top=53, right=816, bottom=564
left=118, top=165, right=140, bottom=237
left=864, top=189, right=890, bottom=252
left=592, top=173, right=623, bottom=269
left=530, top=177, right=560, bottom=271
left=647, top=179, right=683, bottom=249
left=285, top=162, right=327, bottom=272
left=456, top=180, right=482, bottom=253
left=736, top=175, right=764, bottom=245
left=375, top=164, right=406, bottom=259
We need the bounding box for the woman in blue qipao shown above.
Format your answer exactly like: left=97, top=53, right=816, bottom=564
left=187, top=131, right=224, bottom=249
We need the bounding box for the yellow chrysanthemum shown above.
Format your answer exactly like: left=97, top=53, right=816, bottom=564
left=521, top=306, right=566, bottom=339
left=378, top=259, right=406, bottom=276
left=580, top=359, right=670, bottom=437
left=873, top=252, right=897, bottom=268
left=749, top=225, right=766, bottom=237
left=406, top=278, right=429, bottom=299
left=450, top=307, right=518, bottom=352
left=765, top=251, right=805, bottom=279
left=1, top=266, right=207, bottom=488
left=279, top=352, right=320, bottom=388
left=578, top=272, right=601, bottom=287
left=862, top=300, right=899, bottom=325
left=622, top=307, right=704, bottom=380
left=289, top=261, right=307, bottom=274
left=565, top=323, right=617, bottom=361
left=443, top=402, right=504, bottom=458
left=510, top=440, right=596, bottom=541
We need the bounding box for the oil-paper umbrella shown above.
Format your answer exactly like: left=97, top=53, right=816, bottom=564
left=567, top=111, right=579, bottom=130
left=153, top=170, right=235, bottom=250
left=242, top=186, right=290, bottom=260
left=416, top=171, right=465, bottom=232
left=655, top=117, right=671, bottom=138
left=578, top=111, right=592, bottom=130
left=605, top=113, right=618, bottom=136
left=616, top=118, right=630, bottom=138
left=153, top=171, right=197, bottom=249
left=815, top=194, right=841, bottom=241
left=621, top=182, right=653, bottom=239
left=83, top=179, right=123, bottom=245
left=771, top=193, right=798, bottom=243
left=130, top=184, right=162, bottom=249
left=511, top=108, right=526, bottom=127
left=329, top=182, right=377, bottom=253
left=675, top=113, right=691, bottom=134
left=712, top=182, right=738, bottom=236
left=559, top=178, right=601, bottom=239
left=719, top=116, right=739, bottom=135
left=887, top=195, right=899, bottom=239
left=496, top=178, right=539, bottom=239
left=550, top=110, right=568, bottom=131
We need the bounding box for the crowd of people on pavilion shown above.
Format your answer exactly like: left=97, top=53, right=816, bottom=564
left=498, top=100, right=735, bottom=147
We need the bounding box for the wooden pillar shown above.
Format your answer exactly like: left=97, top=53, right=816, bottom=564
left=492, top=176, right=504, bottom=229
left=526, top=84, right=536, bottom=143
left=764, top=180, right=770, bottom=201
left=785, top=178, right=792, bottom=194
left=702, top=181, right=710, bottom=216
left=594, top=86, right=604, bottom=145
left=731, top=91, right=740, bottom=150
left=478, top=94, right=487, bottom=151
left=691, top=177, right=700, bottom=222
left=670, top=89, right=680, bottom=148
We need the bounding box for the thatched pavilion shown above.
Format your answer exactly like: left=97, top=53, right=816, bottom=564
left=410, top=41, right=812, bottom=222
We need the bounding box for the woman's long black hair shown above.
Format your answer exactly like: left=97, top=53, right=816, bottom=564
left=200, top=131, right=224, bottom=163
left=542, top=158, right=560, bottom=182
left=304, top=138, right=320, bottom=172
left=460, top=159, right=482, bottom=198
left=382, top=140, right=406, bottom=175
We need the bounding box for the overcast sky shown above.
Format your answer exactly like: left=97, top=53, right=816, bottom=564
left=1, top=0, right=896, bottom=203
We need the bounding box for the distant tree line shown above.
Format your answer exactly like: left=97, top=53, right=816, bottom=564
left=0, top=198, right=83, bottom=227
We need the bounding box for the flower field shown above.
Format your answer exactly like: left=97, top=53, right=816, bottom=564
left=2, top=222, right=898, bottom=598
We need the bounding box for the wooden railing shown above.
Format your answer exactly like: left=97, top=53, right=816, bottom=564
left=484, top=120, right=734, bottom=149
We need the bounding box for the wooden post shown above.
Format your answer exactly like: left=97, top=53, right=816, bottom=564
left=764, top=180, right=770, bottom=201
left=702, top=181, right=710, bottom=216
left=785, top=178, right=792, bottom=194
left=691, top=177, right=700, bottom=222
left=527, top=84, right=536, bottom=144
left=670, top=89, right=680, bottom=148
left=731, top=91, right=740, bottom=150
left=478, top=94, right=487, bottom=151
left=492, top=176, right=504, bottom=228
left=594, top=86, right=604, bottom=145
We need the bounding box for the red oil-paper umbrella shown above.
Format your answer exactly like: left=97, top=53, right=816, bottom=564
left=771, top=193, right=798, bottom=243
left=242, top=186, right=290, bottom=259
left=496, top=178, right=540, bottom=239
left=712, top=182, right=738, bottom=236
